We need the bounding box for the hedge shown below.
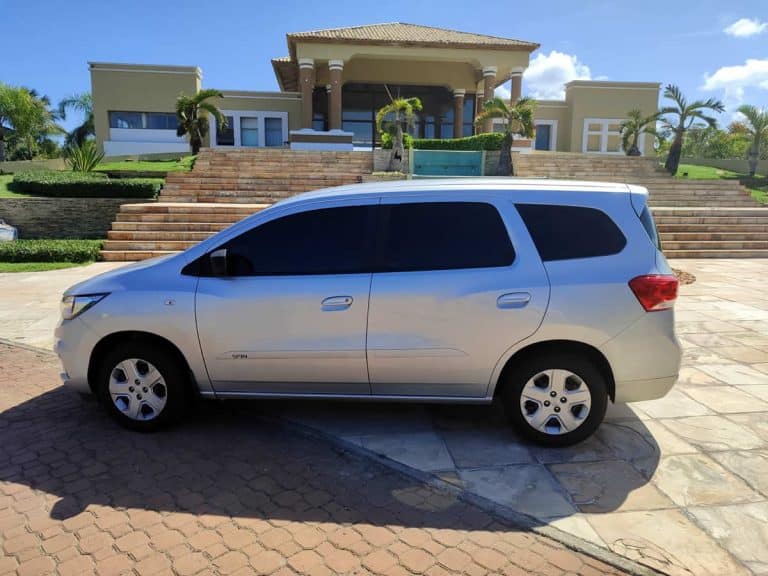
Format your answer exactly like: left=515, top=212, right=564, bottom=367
left=0, top=239, right=103, bottom=263
left=10, top=170, right=163, bottom=198
left=381, top=132, right=504, bottom=151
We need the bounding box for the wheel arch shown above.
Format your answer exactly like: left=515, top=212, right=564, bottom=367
left=492, top=340, right=616, bottom=402
left=87, top=331, right=196, bottom=395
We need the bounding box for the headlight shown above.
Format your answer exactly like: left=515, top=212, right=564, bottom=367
left=61, top=294, right=108, bottom=321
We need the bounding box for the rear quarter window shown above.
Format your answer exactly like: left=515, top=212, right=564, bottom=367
left=516, top=203, right=627, bottom=261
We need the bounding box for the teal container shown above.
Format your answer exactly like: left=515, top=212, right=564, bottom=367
left=412, top=150, right=483, bottom=177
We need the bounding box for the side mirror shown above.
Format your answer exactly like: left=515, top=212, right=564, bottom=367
left=210, top=248, right=228, bottom=276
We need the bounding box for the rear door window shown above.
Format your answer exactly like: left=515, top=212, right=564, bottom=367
left=516, top=204, right=626, bottom=261
left=639, top=205, right=661, bottom=250
left=379, top=202, right=515, bottom=271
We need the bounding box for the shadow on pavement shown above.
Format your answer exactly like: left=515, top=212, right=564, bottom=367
left=0, top=385, right=659, bottom=534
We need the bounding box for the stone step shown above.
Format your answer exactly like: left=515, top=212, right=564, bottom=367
left=663, top=249, right=768, bottom=258
left=657, top=223, right=768, bottom=232
left=102, top=240, right=200, bottom=251
left=661, top=240, right=768, bottom=250
left=111, top=221, right=233, bottom=232
left=100, top=250, right=178, bottom=262
left=659, top=232, right=768, bottom=241
left=107, top=230, right=217, bottom=241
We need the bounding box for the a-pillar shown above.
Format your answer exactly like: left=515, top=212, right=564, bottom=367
left=452, top=89, right=465, bottom=138
left=298, top=58, right=315, bottom=129
left=481, top=66, right=497, bottom=133
left=328, top=59, right=344, bottom=130
left=510, top=66, right=523, bottom=103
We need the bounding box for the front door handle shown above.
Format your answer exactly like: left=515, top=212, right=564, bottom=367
left=322, top=296, right=353, bottom=311
left=497, top=292, right=531, bottom=309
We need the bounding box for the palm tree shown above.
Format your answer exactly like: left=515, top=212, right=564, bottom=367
left=660, top=84, right=724, bottom=175
left=475, top=97, right=536, bottom=176
left=175, top=89, right=226, bottom=154
left=58, top=93, right=94, bottom=147
left=619, top=109, right=659, bottom=156
left=376, top=96, right=423, bottom=172
left=736, top=105, right=768, bottom=177
left=0, top=85, right=62, bottom=160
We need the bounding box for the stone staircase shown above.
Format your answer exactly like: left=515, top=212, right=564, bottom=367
left=101, top=149, right=373, bottom=261
left=101, top=149, right=767, bottom=261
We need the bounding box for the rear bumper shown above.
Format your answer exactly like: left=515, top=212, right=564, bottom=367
left=615, top=375, right=677, bottom=403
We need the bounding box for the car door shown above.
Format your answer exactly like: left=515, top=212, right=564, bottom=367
left=195, top=200, right=377, bottom=395
left=367, top=197, right=550, bottom=398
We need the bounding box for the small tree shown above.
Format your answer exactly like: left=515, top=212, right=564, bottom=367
left=660, top=85, right=724, bottom=175
left=58, top=93, right=94, bottom=147
left=619, top=109, right=659, bottom=156
left=376, top=96, right=422, bottom=172
left=175, top=89, right=226, bottom=155
left=736, top=105, right=768, bottom=177
left=66, top=140, right=104, bottom=172
left=475, top=97, right=536, bottom=176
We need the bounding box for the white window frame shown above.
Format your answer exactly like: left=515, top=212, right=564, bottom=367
left=532, top=120, right=557, bottom=151
left=211, top=110, right=289, bottom=148
left=582, top=118, right=644, bottom=155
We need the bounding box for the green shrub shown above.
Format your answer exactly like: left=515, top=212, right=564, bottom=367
left=10, top=170, right=162, bottom=198
left=65, top=141, right=104, bottom=172
left=0, top=240, right=103, bottom=263
left=380, top=133, right=504, bottom=151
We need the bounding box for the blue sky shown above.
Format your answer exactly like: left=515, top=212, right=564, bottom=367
left=4, top=0, right=767, bottom=132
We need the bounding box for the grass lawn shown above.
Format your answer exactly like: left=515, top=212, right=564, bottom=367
left=676, top=163, right=768, bottom=204
left=0, top=174, right=31, bottom=198
left=0, top=261, right=88, bottom=273
left=95, top=155, right=195, bottom=173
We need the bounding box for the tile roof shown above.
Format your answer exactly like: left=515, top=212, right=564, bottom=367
left=287, top=22, right=538, bottom=50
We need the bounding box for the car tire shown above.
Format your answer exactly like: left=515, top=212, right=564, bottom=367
left=96, top=341, right=188, bottom=431
left=501, top=352, right=608, bottom=447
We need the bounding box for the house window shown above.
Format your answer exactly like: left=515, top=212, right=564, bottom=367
left=109, top=111, right=178, bottom=130
left=211, top=111, right=288, bottom=148
left=582, top=118, right=636, bottom=155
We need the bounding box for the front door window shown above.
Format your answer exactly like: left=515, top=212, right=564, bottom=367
left=535, top=125, right=551, bottom=151
left=240, top=118, right=259, bottom=147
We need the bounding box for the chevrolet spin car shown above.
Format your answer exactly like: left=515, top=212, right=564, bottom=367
left=56, top=179, right=681, bottom=446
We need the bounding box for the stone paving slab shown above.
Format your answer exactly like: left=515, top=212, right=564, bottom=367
left=0, top=343, right=629, bottom=576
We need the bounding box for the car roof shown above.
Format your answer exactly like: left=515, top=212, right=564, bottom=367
left=276, top=178, right=636, bottom=207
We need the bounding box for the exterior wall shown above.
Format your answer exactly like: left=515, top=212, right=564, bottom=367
left=564, top=81, right=660, bottom=155
left=532, top=101, right=569, bottom=151
left=90, top=63, right=201, bottom=156
left=0, top=197, right=152, bottom=239
left=203, top=92, right=302, bottom=147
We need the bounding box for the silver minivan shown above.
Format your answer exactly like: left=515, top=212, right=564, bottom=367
left=55, top=179, right=681, bottom=446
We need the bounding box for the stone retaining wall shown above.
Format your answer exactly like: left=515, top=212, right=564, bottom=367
left=0, top=197, right=153, bottom=239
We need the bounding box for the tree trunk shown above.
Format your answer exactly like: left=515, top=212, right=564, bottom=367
left=190, top=135, right=201, bottom=155
left=389, top=124, right=404, bottom=173
left=748, top=142, right=759, bottom=177
left=665, top=129, right=684, bottom=175
left=496, top=132, right=513, bottom=176
left=0, top=133, right=5, bottom=163
left=626, top=134, right=641, bottom=156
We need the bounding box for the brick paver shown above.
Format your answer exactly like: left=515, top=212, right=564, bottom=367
left=0, top=343, right=626, bottom=575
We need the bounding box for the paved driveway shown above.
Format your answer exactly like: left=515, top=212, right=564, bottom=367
left=1, top=258, right=767, bottom=575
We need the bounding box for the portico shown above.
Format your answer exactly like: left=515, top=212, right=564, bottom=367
left=271, top=23, right=538, bottom=149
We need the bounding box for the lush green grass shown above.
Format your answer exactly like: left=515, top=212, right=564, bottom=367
left=0, top=174, right=31, bottom=198
left=95, top=155, right=195, bottom=173
left=675, top=163, right=767, bottom=204
left=0, top=261, right=87, bottom=273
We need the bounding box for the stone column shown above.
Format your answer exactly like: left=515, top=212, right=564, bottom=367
left=452, top=89, right=465, bottom=138
left=298, top=58, right=315, bottom=129
left=510, top=66, right=523, bottom=103
left=328, top=60, right=344, bottom=130
left=481, top=66, right=497, bottom=133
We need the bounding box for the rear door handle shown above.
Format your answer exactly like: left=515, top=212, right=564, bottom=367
left=497, top=292, right=531, bottom=309
left=322, top=296, right=353, bottom=311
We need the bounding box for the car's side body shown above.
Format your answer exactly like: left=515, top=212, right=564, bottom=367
left=55, top=178, right=681, bottom=408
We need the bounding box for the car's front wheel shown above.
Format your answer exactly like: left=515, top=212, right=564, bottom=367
left=96, top=341, right=187, bottom=431
left=501, top=353, right=608, bottom=446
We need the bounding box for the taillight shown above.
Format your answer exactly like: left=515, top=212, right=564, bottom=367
left=629, top=275, right=678, bottom=312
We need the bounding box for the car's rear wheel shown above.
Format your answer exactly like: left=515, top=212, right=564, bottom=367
left=501, top=353, right=608, bottom=446
left=97, top=341, right=187, bottom=431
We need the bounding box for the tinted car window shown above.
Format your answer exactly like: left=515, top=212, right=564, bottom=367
left=639, top=205, right=661, bottom=250
left=224, top=205, right=373, bottom=276
left=516, top=204, right=626, bottom=261
left=380, top=202, right=515, bottom=272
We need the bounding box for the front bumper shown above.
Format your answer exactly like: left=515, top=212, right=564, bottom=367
left=54, top=317, right=96, bottom=394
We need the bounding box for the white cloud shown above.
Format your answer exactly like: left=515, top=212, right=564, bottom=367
left=724, top=18, right=767, bottom=37
left=494, top=83, right=511, bottom=99
left=523, top=50, right=591, bottom=100
left=701, top=58, right=768, bottom=113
